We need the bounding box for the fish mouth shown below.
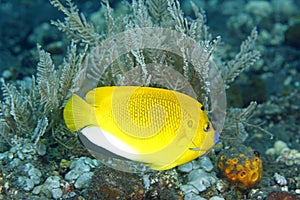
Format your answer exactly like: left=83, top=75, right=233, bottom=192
left=214, top=131, right=220, bottom=144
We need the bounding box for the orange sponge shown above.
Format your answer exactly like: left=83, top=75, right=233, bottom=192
left=218, top=145, right=262, bottom=191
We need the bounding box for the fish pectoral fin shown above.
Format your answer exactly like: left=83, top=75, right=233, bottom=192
left=63, top=94, right=98, bottom=131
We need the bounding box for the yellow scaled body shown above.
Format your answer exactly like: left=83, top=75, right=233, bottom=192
left=64, top=86, right=218, bottom=170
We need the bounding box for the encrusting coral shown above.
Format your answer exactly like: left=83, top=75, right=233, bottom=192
left=217, top=144, right=263, bottom=191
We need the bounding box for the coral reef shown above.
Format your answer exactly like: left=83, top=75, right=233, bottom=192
left=0, top=0, right=299, bottom=199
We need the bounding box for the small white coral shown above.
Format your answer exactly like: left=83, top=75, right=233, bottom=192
left=266, top=140, right=300, bottom=166
left=274, top=140, right=288, bottom=154
left=273, top=173, right=287, bottom=186
left=266, top=140, right=288, bottom=155
left=276, top=148, right=300, bottom=166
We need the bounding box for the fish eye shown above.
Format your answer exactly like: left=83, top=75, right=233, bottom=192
left=200, top=106, right=205, bottom=111
left=203, top=122, right=210, bottom=132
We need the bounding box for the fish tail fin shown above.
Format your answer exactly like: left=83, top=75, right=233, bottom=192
left=63, top=94, right=98, bottom=131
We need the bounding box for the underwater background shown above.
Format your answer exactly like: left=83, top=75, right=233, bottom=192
left=0, top=0, right=299, bottom=199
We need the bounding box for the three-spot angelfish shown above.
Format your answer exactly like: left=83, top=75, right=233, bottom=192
left=63, top=86, right=219, bottom=171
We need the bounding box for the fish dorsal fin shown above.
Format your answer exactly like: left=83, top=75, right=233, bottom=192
left=85, top=86, right=115, bottom=105
left=85, top=86, right=141, bottom=105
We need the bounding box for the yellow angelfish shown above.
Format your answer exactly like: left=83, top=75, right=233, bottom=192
left=63, top=86, right=219, bottom=170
